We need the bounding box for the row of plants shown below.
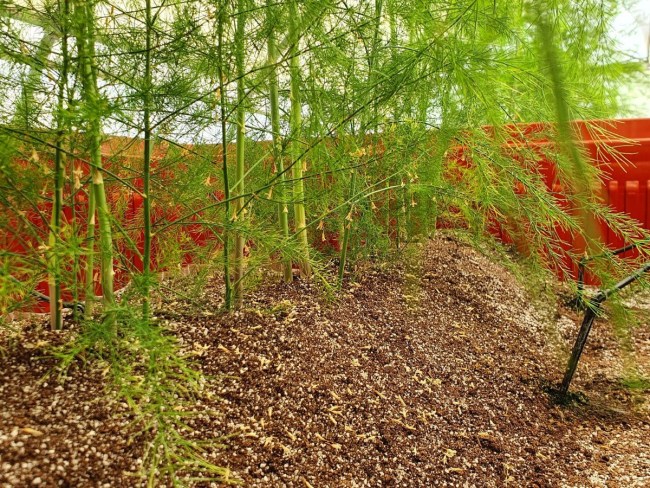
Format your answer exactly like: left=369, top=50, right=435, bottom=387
left=1, top=0, right=648, bottom=483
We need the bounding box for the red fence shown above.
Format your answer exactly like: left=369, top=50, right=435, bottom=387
left=5, top=118, right=650, bottom=312
left=3, top=148, right=220, bottom=313
left=488, top=119, right=650, bottom=281
left=588, top=119, right=650, bottom=246
left=549, top=119, right=650, bottom=261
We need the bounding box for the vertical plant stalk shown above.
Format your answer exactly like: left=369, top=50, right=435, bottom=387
left=71, top=193, right=80, bottom=323
left=397, top=179, right=409, bottom=246
left=388, top=3, right=399, bottom=249
left=395, top=178, right=402, bottom=250
left=217, top=3, right=232, bottom=309
left=76, top=0, right=116, bottom=324
left=84, top=187, right=96, bottom=319
left=267, top=0, right=292, bottom=283
left=339, top=0, right=383, bottom=284
left=142, top=0, right=153, bottom=319
left=288, top=0, right=311, bottom=278
left=233, top=0, right=246, bottom=307
left=68, top=53, right=81, bottom=323
left=369, top=0, right=383, bottom=132
left=535, top=9, right=600, bottom=252
left=405, top=183, right=412, bottom=243
left=338, top=170, right=356, bottom=287
left=47, top=147, right=63, bottom=327
left=48, top=0, right=70, bottom=330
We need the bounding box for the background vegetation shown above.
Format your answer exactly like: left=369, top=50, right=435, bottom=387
left=1, top=0, right=649, bottom=483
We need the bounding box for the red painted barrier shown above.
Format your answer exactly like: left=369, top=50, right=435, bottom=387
left=4, top=119, right=650, bottom=312
left=491, top=119, right=650, bottom=282
left=562, top=120, right=650, bottom=266
left=3, top=150, right=221, bottom=313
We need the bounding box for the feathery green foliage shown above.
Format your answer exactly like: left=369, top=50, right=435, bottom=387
left=1, top=0, right=648, bottom=484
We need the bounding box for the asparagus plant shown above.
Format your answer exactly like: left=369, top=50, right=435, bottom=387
left=288, top=0, right=311, bottom=278
left=48, top=0, right=70, bottom=330
left=233, top=0, right=247, bottom=307
left=217, top=1, right=232, bottom=309
left=73, top=0, right=116, bottom=325
left=267, top=0, right=293, bottom=283
left=141, top=0, right=153, bottom=319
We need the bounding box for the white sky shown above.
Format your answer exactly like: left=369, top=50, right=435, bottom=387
left=613, top=0, right=650, bottom=117
left=2, top=0, right=649, bottom=134
left=613, top=1, right=649, bottom=59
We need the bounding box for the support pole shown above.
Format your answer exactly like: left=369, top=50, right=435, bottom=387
left=560, top=262, right=650, bottom=395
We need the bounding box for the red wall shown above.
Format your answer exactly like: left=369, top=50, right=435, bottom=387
left=492, top=119, right=650, bottom=280
left=5, top=118, right=650, bottom=312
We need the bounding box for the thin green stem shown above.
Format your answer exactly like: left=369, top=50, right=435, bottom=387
left=267, top=0, right=293, bottom=283
left=288, top=0, right=311, bottom=279
left=217, top=2, right=232, bottom=309
left=142, top=0, right=153, bottom=319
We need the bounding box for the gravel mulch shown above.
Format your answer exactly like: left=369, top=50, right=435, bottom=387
left=0, top=327, right=144, bottom=487
left=1, top=235, right=649, bottom=487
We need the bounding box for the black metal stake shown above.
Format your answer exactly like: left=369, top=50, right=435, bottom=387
left=560, top=262, right=650, bottom=396
left=559, top=295, right=604, bottom=395
left=573, top=256, right=587, bottom=310
left=573, top=239, right=650, bottom=308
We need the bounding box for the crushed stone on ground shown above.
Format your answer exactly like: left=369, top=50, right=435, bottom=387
left=1, top=235, right=648, bottom=487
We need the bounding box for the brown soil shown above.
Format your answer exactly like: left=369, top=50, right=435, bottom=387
left=0, top=327, right=144, bottom=487
left=1, top=235, right=649, bottom=487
